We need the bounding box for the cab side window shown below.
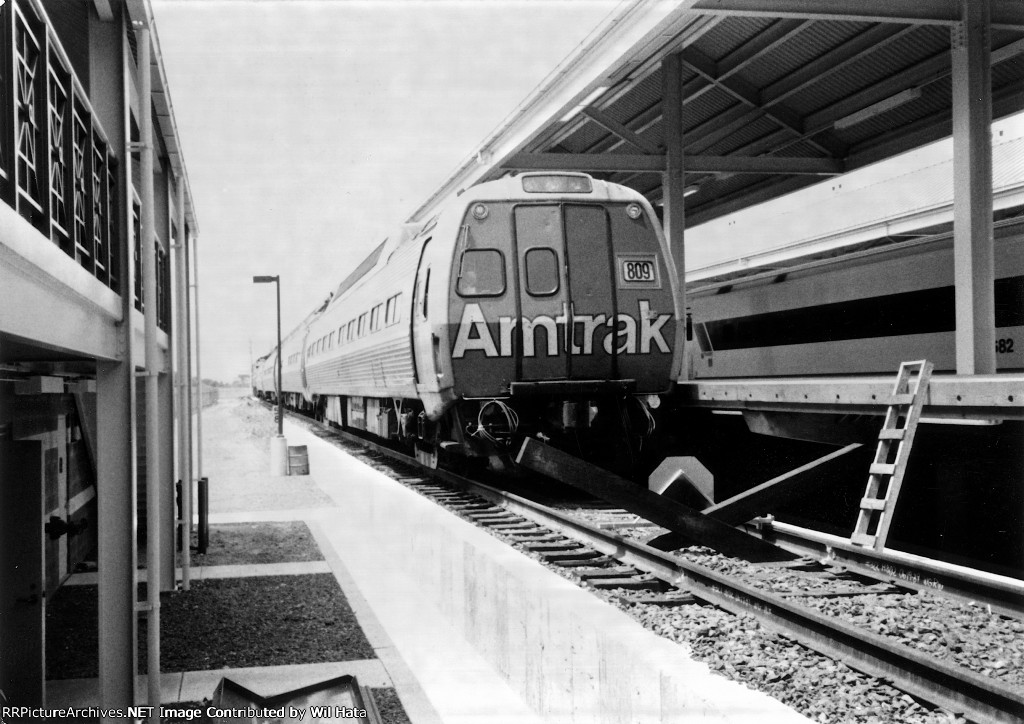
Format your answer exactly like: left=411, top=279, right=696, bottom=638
left=524, top=247, right=559, bottom=296
left=457, top=249, right=505, bottom=297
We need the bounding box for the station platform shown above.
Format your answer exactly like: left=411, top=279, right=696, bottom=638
left=49, top=396, right=810, bottom=723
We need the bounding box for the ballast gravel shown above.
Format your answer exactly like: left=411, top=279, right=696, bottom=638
left=607, top=595, right=966, bottom=724
left=678, top=547, right=1024, bottom=688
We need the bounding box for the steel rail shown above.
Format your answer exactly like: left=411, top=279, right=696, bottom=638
left=460, top=482, right=1024, bottom=724
left=742, top=517, right=1024, bottom=621
left=285, top=407, right=1024, bottom=723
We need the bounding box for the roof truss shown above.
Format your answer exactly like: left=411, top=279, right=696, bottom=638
left=690, top=0, right=1024, bottom=31
left=505, top=153, right=843, bottom=175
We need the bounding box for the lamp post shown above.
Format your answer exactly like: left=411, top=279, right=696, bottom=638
left=253, top=275, right=287, bottom=474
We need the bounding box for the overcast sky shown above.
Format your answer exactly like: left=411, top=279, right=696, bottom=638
left=152, top=0, right=619, bottom=382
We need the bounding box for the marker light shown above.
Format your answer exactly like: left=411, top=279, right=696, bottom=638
left=522, top=174, right=592, bottom=194
left=626, top=203, right=643, bottom=219
left=472, top=203, right=489, bottom=220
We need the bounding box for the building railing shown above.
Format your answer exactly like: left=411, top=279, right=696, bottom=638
left=3, top=0, right=169, bottom=329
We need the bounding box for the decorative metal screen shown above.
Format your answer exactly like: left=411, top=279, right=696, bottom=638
left=15, top=12, right=42, bottom=213
left=72, top=106, right=89, bottom=267
left=48, top=65, right=69, bottom=244
left=92, top=138, right=107, bottom=282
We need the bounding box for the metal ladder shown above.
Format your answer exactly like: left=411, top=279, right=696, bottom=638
left=850, top=360, right=933, bottom=551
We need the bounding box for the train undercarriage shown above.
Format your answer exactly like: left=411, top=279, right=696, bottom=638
left=253, top=388, right=669, bottom=481
left=253, top=381, right=1023, bottom=577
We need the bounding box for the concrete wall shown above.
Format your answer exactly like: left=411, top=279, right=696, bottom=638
left=295, top=421, right=809, bottom=724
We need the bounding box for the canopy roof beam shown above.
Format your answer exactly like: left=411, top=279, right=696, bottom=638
left=579, top=107, right=662, bottom=155
left=690, top=0, right=1024, bottom=31
left=504, top=153, right=843, bottom=175
left=679, top=46, right=847, bottom=158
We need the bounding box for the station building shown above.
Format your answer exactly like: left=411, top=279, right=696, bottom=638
left=0, top=0, right=198, bottom=709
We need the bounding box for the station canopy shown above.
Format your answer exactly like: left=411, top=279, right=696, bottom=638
left=415, top=1, right=1024, bottom=228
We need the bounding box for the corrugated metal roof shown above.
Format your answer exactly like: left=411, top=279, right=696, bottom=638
left=417, top=2, right=1024, bottom=230
left=562, top=120, right=615, bottom=155
left=684, top=87, right=738, bottom=130
left=742, top=20, right=871, bottom=88
left=692, top=15, right=777, bottom=59
left=699, top=115, right=781, bottom=157
left=840, top=81, right=950, bottom=149
left=786, top=26, right=948, bottom=116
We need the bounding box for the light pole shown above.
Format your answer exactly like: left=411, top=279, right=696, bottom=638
left=253, top=275, right=287, bottom=474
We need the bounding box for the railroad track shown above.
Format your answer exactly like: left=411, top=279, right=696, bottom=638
left=283, top=405, right=1024, bottom=723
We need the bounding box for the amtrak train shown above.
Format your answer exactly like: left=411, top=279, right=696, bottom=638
left=253, top=173, right=682, bottom=471
left=254, top=165, right=1022, bottom=476
left=686, top=218, right=1024, bottom=378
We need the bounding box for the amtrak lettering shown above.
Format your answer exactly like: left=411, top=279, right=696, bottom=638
left=452, top=301, right=671, bottom=358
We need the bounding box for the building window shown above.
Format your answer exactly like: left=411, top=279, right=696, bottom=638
left=156, top=241, right=169, bottom=332
left=133, top=200, right=142, bottom=312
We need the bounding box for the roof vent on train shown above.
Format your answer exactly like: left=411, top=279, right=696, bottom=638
left=520, top=173, right=593, bottom=194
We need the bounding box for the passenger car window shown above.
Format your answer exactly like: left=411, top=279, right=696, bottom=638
left=525, top=247, right=559, bottom=296
left=420, top=269, right=431, bottom=319
left=385, top=294, right=399, bottom=325
left=457, top=249, right=505, bottom=297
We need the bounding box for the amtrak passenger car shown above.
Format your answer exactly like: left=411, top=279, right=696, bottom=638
left=254, top=173, right=681, bottom=469
left=686, top=219, right=1024, bottom=378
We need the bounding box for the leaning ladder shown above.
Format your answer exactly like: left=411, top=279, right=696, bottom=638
left=850, top=360, right=933, bottom=551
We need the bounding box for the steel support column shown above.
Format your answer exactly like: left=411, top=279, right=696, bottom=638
left=136, top=24, right=161, bottom=722
left=192, top=232, right=204, bottom=483
left=158, top=365, right=175, bottom=591
left=97, top=11, right=138, bottom=717
left=95, top=361, right=137, bottom=712
left=174, top=180, right=192, bottom=590
left=951, top=0, right=996, bottom=374
left=185, top=229, right=196, bottom=562
left=662, top=52, right=687, bottom=379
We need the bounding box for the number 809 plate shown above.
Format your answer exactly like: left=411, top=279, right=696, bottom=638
left=617, top=255, right=661, bottom=289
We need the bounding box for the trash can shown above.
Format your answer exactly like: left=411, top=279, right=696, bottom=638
left=288, top=445, right=309, bottom=475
